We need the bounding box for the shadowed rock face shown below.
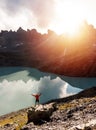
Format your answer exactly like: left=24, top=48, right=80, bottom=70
left=27, top=103, right=56, bottom=125
left=0, top=23, right=96, bottom=77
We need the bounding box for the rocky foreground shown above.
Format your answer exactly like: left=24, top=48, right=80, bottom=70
left=0, top=87, right=96, bottom=130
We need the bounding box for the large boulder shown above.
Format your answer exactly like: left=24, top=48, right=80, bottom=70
left=27, top=103, right=56, bottom=125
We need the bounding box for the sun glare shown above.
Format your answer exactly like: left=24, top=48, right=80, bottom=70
left=51, top=1, right=86, bottom=35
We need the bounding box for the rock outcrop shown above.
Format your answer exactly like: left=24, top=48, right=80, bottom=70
left=21, top=87, right=96, bottom=130
left=27, top=103, right=56, bottom=125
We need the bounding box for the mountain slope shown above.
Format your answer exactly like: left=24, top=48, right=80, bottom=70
left=1, top=24, right=96, bottom=77
left=0, top=86, right=96, bottom=130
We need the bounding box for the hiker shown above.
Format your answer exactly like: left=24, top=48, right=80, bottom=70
left=32, top=93, right=41, bottom=106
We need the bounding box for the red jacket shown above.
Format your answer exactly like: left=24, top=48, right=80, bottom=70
left=32, top=94, right=41, bottom=100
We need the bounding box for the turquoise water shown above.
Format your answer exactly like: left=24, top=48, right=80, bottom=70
left=0, top=67, right=96, bottom=116
left=61, top=76, right=96, bottom=89
left=0, top=67, right=96, bottom=89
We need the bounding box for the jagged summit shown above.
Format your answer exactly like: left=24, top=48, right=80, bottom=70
left=0, top=23, right=96, bottom=77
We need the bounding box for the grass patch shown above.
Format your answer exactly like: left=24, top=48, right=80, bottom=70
left=58, top=102, right=76, bottom=110
left=0, top=111, right=28, bottom=130
left=58, top=97, right=96, bottom=110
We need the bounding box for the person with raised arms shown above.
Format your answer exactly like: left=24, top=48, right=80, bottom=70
left=32, top=93, right=42, bottom=106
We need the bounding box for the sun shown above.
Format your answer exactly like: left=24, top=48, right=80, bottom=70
left=50, top=1, right=86, bottom=35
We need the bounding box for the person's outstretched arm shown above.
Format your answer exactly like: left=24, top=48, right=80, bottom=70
left=32, top=94, right=36, bottom=97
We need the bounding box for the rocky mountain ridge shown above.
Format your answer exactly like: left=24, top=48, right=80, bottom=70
left=0, top=86, right=96, bottom=130
left=0, top=22, right=96, bottom=77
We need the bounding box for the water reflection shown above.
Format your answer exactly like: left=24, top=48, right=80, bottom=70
left=60, top=75, right=96, bottom=89
left=0, top=67, right=82, bottom=116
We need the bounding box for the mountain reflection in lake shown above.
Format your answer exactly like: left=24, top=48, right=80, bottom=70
left=1, top=67, right=96, bottom=116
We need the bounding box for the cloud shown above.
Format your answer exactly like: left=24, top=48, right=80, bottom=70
left=0, top=0, right=56, bottom=30
left=1, top=0, right=24, bottom=15
left=0, top=76, right=81, bottom=116
left=27, top=0, right=56, bottom=28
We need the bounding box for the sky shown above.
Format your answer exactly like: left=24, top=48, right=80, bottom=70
left=0, top=0, right=96, bottom=34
